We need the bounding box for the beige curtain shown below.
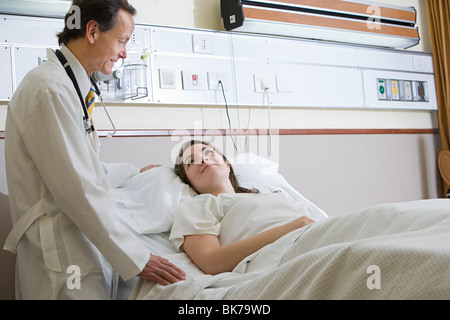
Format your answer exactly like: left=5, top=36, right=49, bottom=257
left=426, top=0, right=450, bottom=195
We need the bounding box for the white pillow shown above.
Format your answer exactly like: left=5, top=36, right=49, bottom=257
left=111, top=166, right=196, bottom=234
left=112, top=153, right=327, bottom=235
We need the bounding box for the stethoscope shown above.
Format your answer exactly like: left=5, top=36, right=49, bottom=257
left=54, top=49, right=116, bottom=140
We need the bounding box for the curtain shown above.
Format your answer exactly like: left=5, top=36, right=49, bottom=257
left=426, top=0, right=450, bottom=195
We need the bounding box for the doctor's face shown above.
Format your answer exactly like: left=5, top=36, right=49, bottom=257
left=92, top=8, right=135, bottom=75
left=182, top=144, right=231, bottom=194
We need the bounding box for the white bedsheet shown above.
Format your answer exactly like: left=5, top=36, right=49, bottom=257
left=130, top=199, right=450, bottom=300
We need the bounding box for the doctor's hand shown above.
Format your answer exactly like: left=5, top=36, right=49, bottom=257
left=138, top=254, right=186, bottom=286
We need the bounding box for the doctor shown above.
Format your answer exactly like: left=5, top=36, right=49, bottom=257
left=4, top=0, right=185, bottom=299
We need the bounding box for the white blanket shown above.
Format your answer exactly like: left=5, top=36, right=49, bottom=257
left=130, top=199, right=450, bottom=300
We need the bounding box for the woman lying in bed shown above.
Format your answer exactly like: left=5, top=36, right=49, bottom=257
left=169, top=140, right=315, bottom=275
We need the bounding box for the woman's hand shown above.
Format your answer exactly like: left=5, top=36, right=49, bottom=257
left=138, top=254, right=186, bottom=286
left=140, top=164, right=161, bottom=173
left=285, top=216, right=316, bottom=231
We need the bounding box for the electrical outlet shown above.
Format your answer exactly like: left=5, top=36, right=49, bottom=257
left=130, top=32, right=137, bottom=44
left=192, top=34, right=213, bottom=54
left=208, top=72, right=229, bottom=91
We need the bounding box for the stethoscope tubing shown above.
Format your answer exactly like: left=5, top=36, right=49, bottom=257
left=54, top=49, right=115, bottom=139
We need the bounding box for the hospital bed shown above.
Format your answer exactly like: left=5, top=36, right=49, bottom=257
left=108, top=153, right=450, bottom=300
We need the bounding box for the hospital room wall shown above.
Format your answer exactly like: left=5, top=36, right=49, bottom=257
left=92, top=0, right=435, bottom=132
left=96, top=0, right=440, bottom=210
left=105, top=0, right=440, bottom=212
left=95, top=133, right=441, bottom=216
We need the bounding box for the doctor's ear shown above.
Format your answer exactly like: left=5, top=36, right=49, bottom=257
left=85, top=20, right=100, bottom=44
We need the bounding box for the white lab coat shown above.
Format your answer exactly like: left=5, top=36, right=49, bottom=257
left=3, top=46, right=150, bottom=299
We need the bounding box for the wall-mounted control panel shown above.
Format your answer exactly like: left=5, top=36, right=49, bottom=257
left=0, top=14, right=438, bottom=111
left=377, top=79, right=428, bottom=102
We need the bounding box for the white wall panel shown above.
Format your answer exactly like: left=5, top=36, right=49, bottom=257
left=151, top=55, right=236, bottom=105
left=356, top=47, right=434, bottom=72
left=230, top=33, right=360, bottom=67
left=13, top=46, right=48, bottom=90
left=149, top=27, right=236, bottom=106
left=233, top=61, right=365, bottom=108
left=0, top=47, right=13, bottom=101
left=0, top=15, right=61, bottom=46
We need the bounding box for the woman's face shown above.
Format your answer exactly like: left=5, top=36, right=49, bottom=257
left=182, top=144, right=231, bottom=194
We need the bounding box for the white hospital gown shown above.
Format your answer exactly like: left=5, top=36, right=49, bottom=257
left=169, top=192, right=310, bottom=250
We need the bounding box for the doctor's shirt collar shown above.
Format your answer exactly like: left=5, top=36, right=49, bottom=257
left=57, top=45, right=91, bottom=99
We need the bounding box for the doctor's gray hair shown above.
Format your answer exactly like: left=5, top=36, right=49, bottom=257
left=57, top=0, right=136, bottom=46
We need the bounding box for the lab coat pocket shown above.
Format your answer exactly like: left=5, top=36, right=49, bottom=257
left=59, top=214, right=104, bottom=275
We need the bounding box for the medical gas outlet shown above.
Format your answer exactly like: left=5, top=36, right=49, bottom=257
left=254, top=74, right=276, bottom=93
left=377, top=78, right=428, bottom=102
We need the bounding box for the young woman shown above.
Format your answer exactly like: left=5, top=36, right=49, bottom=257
left=169, top=140, right=315, bottom=275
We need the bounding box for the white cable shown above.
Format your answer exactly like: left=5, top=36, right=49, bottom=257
left=263, top=87, right=272, bottom=157
left=98, top=95, right=116, bottom=141
left=229, top=32, right=243, bottom=154
left=219, top=81, right=239, bottom=154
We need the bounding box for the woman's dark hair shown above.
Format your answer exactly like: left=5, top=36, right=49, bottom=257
left=174, top=140, right=259, bottom=194
left=57, top=0, right=137, bottom=46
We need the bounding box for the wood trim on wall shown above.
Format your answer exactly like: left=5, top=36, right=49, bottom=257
left=0, top=128, right=438, bottom=139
